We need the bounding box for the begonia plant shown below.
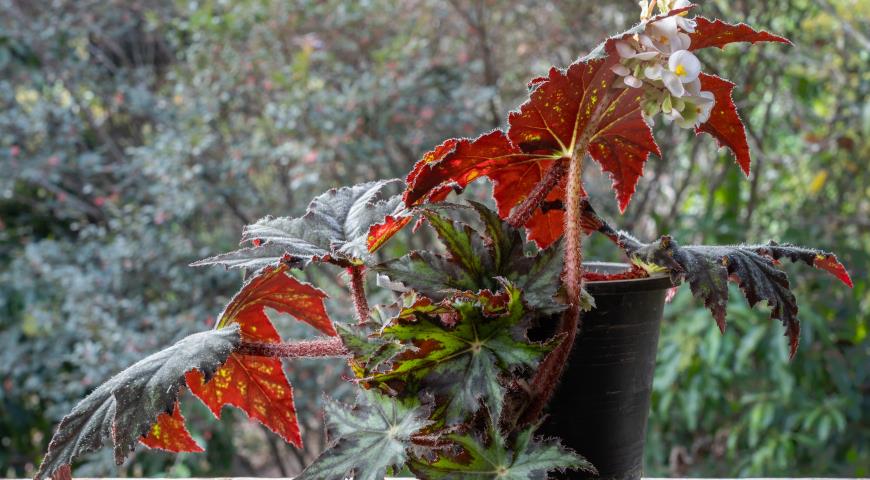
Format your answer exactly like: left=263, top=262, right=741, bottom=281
left=36, top=2, right=852, bottom=479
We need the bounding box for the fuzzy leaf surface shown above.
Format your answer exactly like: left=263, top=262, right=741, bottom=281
left=187, top=264, right=334, bottom=448
left=194, top=180, right=404, bottom=269
left=409, top=426, right=594, bottom=480
left=625, top=236, right=851, bottom=358
left=369, top=283, right=552, bottom=422
left=749, top=241, right=853, bottom=287
left=297, top=390, right=431, bottom=480
left=35, top=327, right=240, bottom=480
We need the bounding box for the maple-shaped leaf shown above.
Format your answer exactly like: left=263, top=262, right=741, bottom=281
left=297, top=390, right=431, bottom=480
left=376, top=204, right=564, bottom=314
left=623, top=235, right=851, bottom=358
left=194, top=180, right=404, bottom=270
left=408, top=424, right=594, bottom=480
left=689, top=16, right=791, bottom=51
left=187, top=264, right=334, bottom=448
left=368, top=282, right=554, bottom=423
left=402, top=62, right=657, bottom=242
left=35, top=327, right=240, bottom=480
left=397, top=9, right=792, bottom=248
left=140, top=402, right=203, bottom=453
left=402, top=14, right=715, bottom=247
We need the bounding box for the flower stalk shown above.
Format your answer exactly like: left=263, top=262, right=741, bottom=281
left=507, top=159, right=569, bottom=229
left=348, top=265, right=370, bottom=325
left=521, top=87, right=616, bottom=425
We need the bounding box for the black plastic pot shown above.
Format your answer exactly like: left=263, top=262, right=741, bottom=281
left=539, top=262, right=674, bottom=480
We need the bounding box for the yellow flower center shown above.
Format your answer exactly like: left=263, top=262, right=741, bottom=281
left=674, top=64, right=687, bottom=76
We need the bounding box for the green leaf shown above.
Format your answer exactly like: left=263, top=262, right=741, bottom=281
left=423, top=209, right=491, bottom=278
left=193, top=180, right=404, bottom=270
left=409, top=425, right=594, bottom=479
left=336, top=321, right=406, bottom=379
left=35, top=326, right=241, bottom=480
left=368, top=282, right=553, bottom=422
left=297, top=390, right=431, bottom=480
left=377, top=204, right=564, bottom=313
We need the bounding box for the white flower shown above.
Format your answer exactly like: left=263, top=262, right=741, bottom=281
left=643, top=18, right=691, bottom=53
left=674, top=91, right=716, bottom=128
left=611, top=63, right=643, bottom=89
left=611, top=63, right=631, bottom=76
left=670, top=1, right=697, bottom=32
left=644, top=63, right=663, bottom=80
left=624, top=75, right=643, bottom=88
left=695, top=90, right=716, bottom=124
left=615, top=41, right=659, bottom=60
left=685, top=77, right=702, bottom=97
left=668, top=49, right=701, bottom=83
left=661, top=70, right=685, bottom=97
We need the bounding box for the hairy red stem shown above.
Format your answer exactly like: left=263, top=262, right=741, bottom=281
left=507, top=158, right=569, bottom=228
left=348, top=265, right=370, bottom=325
left=235, top=338, right=349, bottom=358
left=521, top=88, right=615, bottom=425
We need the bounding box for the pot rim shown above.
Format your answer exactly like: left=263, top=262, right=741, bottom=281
left=583, top=261, right=675, bottom=294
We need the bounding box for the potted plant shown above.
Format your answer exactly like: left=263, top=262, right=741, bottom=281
left=35, top=2, right=853, bottom=479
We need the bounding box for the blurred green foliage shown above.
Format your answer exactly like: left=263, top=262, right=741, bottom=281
left=0, top=0, right=866, bottom=478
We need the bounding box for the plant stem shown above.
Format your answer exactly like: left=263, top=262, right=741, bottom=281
left=348, top=265, right=370, bottom=325
left=507, top=159, right=569, bottom=228
left=235, top=338, right=349, bottom=358
left=520, top=88, right=616, bottom=425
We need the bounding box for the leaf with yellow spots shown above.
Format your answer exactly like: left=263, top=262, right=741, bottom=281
left=401, top=38, right=661, bottom=247
left=187, top=263, right=336, bottom=447
left=140, top=402, right=203, bottom=453
left=35, top=327, right=240, bottom=480
left=186, top=355, right=301, bottom=446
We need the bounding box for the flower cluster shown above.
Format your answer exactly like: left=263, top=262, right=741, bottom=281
left=612, top=0, right=715, bottom=128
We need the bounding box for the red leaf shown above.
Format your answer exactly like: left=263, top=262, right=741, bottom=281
left=813, top=254, right=854, bottom=288
left=140, top=402, right=203, bottom=453
left=689, top=17, right=791, bottom=51
left=522, top=183, right=565, bottom=249
left=217, top=263, right=336, bottom=338
left=403, top=42, right=661, bottom=246
left=509, top=51, right=660, bottom=212
left=186, top=355, right=301, bottom=447
left=367, top=214, right=412, bottom=253
left=188, top=264, right=335, bottom=448
left=403, top=131, right=555, bottom=207
left=695, top=73, right=751, bottom=176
